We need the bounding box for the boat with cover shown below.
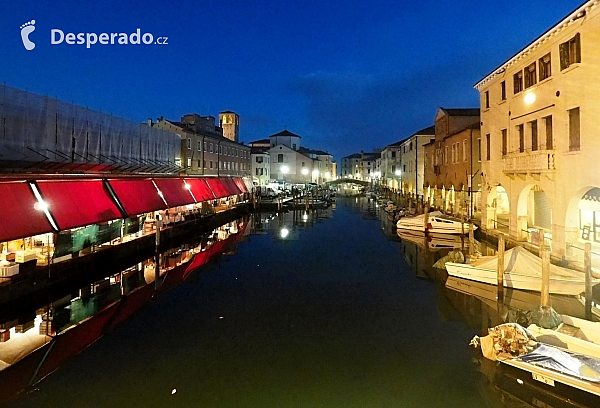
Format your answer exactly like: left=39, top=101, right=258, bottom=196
left=471, top=323, right=600, bottom=402
left=396, top=211, right=475, bottom=234
left=446, top=246, right=596, bottom=295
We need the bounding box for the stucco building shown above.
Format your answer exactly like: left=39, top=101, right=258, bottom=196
left=474, top=0, right=600, bottom=262
left=154, top=113, right=250, bottom=177
left=423, top=108, right=481, bottom=218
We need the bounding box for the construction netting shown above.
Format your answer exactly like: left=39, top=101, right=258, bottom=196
left=0, top=84, right=181, bottom=171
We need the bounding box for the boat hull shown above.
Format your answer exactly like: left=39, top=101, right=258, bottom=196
left=446, top=262, right=587, bottom=295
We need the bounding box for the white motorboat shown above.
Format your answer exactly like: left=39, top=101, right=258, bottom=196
left=527, top=314, right=600, bottom=358
left=446, top=246, right=597, bottom=295
left=396, top=211, right=475, bottom=234
left=397, top=230, right=466, bottom=250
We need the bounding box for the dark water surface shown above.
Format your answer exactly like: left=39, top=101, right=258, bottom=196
left=7, top=198, right=545, bottom=407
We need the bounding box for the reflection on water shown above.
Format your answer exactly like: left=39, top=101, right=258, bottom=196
left=3, top=197, right=599, bottom=407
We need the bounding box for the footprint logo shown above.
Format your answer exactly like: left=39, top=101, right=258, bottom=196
left=20, top=20, right=36, bottom=51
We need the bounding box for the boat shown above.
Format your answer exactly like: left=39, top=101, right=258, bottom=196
left=396, top=211, right=475, bottom=234
left=446, top=246, right=597, bottom=295
left=471, top=323, right=600, bottom=404
left=397, top=230, right=466, bottom=250
left=445, top=276, right=590, bottom=318
left=527, top=314, right=600, bottom=358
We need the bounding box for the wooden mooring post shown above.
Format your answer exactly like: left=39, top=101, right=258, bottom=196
left=497, top=234, right=505, bottom=298
left=585, top=242, right=593, bottom=320
left=423, top=206, right=429, bottom=232
left=469, top=222, right=474, bottom=257
left=540, top=236, right=550, bottom=308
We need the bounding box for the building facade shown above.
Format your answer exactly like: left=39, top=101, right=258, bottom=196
left=249, top=130, right=334, bottom=185
left=249, top=139, right=270, bottom=185
left=423, top=108, right=481, bottom=218
left=219, top=111, right=240, bottom=143
left=383, top=125, right=435, bottom=195
left=155, top=113, right=250, bottom=177
left=474, top=0, right=600, bottom=261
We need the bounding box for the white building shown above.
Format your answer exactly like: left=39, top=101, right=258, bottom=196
left=474, top=0, right=600, bottom=262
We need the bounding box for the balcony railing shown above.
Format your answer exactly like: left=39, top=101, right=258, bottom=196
left=503, top=150, right=555, bottom=173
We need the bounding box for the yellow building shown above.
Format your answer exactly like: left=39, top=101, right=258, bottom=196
left=475, top=0, right=600, bottom=263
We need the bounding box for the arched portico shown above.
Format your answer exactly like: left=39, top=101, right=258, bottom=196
left=486, top=185, right=510, bottom=233
left=516, top=184, right=552, bottom=245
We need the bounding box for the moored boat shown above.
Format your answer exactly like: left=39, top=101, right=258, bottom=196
left=446, top=246, right=596, bottom=295
left=396, top=211, right=475, bottom=234
left=471, top=323, right=600, bottom=404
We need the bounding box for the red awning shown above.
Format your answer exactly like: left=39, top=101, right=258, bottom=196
left=0, top=181, right=54, bottom=242
left=36, top=180, right=122, bottom=231
left=184, top=178, right=215, bottom=202
left=205, top=178, right=229, bottom=199
left=233, top=178, right=248, bottom=193
left=108, top=179, right=167, bottom=216
left=221, top=178, right=243, bottom=196
left=152, top=178, right=195, bottom=208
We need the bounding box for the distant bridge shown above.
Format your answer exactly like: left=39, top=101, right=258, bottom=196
left=326, top=178, right=370, bottom=187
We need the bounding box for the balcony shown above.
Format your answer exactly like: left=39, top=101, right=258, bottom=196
left=503, top=150, right=555, bottom=174
left=434, top=165, right=441, bottom=176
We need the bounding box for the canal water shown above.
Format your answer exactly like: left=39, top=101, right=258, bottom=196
left=5, top=196, right=592, bottom=407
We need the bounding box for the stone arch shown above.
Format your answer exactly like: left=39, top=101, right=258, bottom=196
left=486, top=184, right=510, bottom=231
left=565, top=186, right=600, bottom=246
left=515, top=184, right=552, bottom=242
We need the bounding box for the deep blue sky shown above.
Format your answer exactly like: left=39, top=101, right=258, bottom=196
left=0, top=0, right=582, bottom=162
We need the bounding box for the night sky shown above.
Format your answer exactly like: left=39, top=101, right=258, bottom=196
left=0, top=1, right=582, bottom=163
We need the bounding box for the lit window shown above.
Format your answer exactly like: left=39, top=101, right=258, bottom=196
left=539, top=53, right=551, bottom=80
left=560, top=33, right=581, bottom=70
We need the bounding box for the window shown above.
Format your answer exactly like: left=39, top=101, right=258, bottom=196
left=209, top=143, right=213, bottom=153
left=409, top=141, right=413, bottom=150
left=203, top=160, right=206, bottom=168
left=256, top=168, right=260, bottom=176
left=444, top=146, right=448, bottom=164
left=204, top=141, right=207, bottom=151
left=486, top=134, right=491, bottom=160
left=278, top=154, right=283, bottom=163
left=256, top=156, right=263, bottom=163
left=514, top=71, right=523, bottom=94
left=187, top=138, right=192, bottom=150
left=524, top=62, right=537, bottom=88
left=530, top=120, right=538, bottom=151
left=501, top=81, right=506, bottom=101
left=560, top=33, right=581, bottom=70
left=544, top=116, right=553, bottom=149
left=210, top=161, right=213, bottom=168
left=484, top=90, right=490, bottom=109
left=219, top=145, right=222, bottom=154
left=477, top=138, right=481, bottom=162
left=187, top=158, right=191, bottom=167
left=392, top=165, right=396, bottom=173
left=463, top=139, right=467, bottom=161
left=517, top=124, right=524, bottom=153
left=197, top=159, right=201, bottom=168
left=301, top=162, right=305, bottom=167
left=539, top=53, right=551, bottom=80
left=569, top=107, right=580, bottom=151
left=391, top=151, right=396, bottom=158
left=501, top=129, right=507, bottom=156
left=292, top=144, right=296, bottom=150
left=197, top=141, right=202, bottom=151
